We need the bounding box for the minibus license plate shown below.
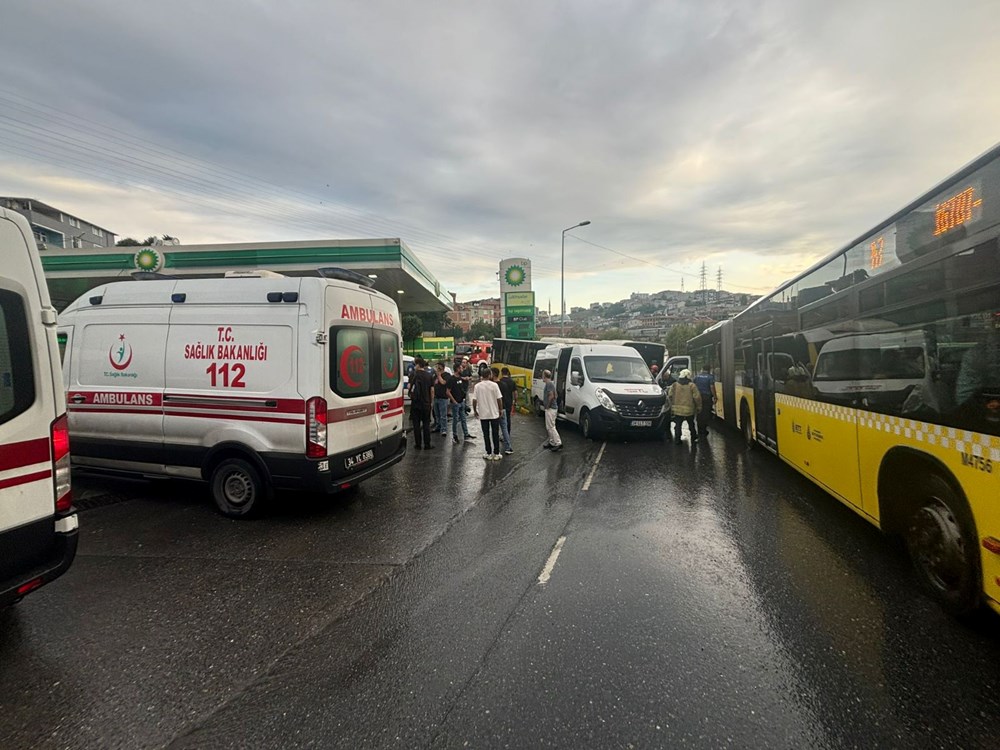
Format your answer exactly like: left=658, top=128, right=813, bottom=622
left=346, top=449, right=375, bottom=469
left=631, top=420, right=652, bottom=427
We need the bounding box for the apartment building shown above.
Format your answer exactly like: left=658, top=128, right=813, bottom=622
left=0, top=197, right=116, bottom=249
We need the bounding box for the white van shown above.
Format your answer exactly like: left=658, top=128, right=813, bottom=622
left=811, top=329, right=949, bottom=417
left=536, top=343, right=667, bottom=439
left=58, top=269, right=406, bottom=517
left=0, top=208, right=77, bottom=607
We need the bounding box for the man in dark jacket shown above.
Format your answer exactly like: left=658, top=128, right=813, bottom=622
left=409, top=357, right=435, bottom=450
left=693, top=365, right=716, bottom=436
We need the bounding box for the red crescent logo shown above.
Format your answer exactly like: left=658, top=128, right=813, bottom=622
left=383, top=349, right=398, bottom=379
left=340, top=345, right=364, bottom=388
left=109, top=344, right=133, bottom=371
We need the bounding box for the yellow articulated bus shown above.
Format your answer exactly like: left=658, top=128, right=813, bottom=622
left=689, top=143, right=1000, bottom=617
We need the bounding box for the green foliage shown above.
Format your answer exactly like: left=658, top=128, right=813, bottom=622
left=418, top=311, right=450, bottom=335
left=566, top=325, right=588, bottom=338
left=603, top=302, right=626, bottom=317
left=468, top=320, right=501, bottom=340
left=402, top=315, right=423, bottom=344
left=664, top=323, right=710, bottom=355
left=597, top=328, right=628, bottom=340
left=115, top=237, right=141, bottom=247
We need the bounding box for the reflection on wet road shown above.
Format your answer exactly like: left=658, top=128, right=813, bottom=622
left=2, top=413, right=999, bottom=748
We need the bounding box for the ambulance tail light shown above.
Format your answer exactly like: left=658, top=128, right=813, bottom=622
left=51, top=414, right=72, bottom=512
left=306, top=397, right=328, bottom=458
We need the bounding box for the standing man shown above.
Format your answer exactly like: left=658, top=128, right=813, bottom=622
left=497, top=367, right=517, bottom=455
left=693, top=364, right=717, bottom=437
left=432, top=362, right=450, bottom=437
left=447, top=366, right=474, bottom=444
left=542, top=369, right=562, bottom=452
left=473, top=367, right=504, bottom=460
left=669, top=369, right=702, bottom=444
left=409, top=357, right=434, bottom=450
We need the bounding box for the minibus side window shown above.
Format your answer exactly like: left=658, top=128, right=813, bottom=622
left=0, top=289, right=35, bottom=426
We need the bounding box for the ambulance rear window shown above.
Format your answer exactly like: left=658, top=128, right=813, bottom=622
left=377, top=331, right=400, bottom=393
left=333, top=327, right=371, bottom=397
left=0, top=289, right=35, bottom=426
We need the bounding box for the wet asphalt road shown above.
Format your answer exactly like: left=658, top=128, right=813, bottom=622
left=3, top=412, right=1000, bottom=749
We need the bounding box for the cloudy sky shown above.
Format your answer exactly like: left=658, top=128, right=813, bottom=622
left=1, top=0, right=998, bottom=309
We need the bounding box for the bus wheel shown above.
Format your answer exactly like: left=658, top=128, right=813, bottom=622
left=740, top=402, right=754, bottom=449
left=903, top=473, right=980, bottom=617
left=211, top=458, right=270, bottom=518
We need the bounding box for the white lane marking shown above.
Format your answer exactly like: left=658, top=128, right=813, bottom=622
left=581, top=440, right=607, bottom=491
left=537, top=535, right=567, bottom=584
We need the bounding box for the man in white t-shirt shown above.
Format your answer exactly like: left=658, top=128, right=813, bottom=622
left=473, top=368, right=504, bottom=460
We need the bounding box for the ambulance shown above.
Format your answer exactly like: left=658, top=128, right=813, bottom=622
left=0, top=208, right=77, bottom=607
left=58, top=269, right=407, bottom=517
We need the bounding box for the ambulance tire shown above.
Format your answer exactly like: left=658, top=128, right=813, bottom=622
left=211, top=458, right=271, bottom=518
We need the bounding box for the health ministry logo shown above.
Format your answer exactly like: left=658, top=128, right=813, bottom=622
left=109, top=333, right=134, bottom=371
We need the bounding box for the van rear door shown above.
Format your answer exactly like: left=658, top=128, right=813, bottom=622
left=325, top=286, right=380, bottom=477
left=0, top=216, right=59, bottom=532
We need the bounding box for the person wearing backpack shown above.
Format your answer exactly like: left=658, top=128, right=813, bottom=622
left=669, top=368, right=702, bottom=444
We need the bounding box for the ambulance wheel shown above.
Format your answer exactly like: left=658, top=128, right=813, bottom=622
left=211, top=458, right=270, bottom=518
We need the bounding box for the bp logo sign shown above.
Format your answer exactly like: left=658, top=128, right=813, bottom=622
left=504, top=264, right=526, bottom=287
left=133, top=248, right=163, bottom=273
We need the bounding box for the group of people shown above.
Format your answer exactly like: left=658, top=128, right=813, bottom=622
left=408, top=356, right=519, bottom=460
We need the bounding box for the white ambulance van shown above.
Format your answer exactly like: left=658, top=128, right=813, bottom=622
left=57, top=268, right=406, bottom=517
left=0, top=208, right=77, bottom=607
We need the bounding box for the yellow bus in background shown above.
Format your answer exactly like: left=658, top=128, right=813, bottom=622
left=689, top=143, right=1000, bottom=617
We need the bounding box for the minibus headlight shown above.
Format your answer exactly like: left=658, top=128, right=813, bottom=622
left=595, top=389, right=617, bottom=412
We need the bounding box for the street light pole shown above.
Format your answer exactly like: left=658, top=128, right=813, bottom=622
left=561, top=220, right=591, bottom=336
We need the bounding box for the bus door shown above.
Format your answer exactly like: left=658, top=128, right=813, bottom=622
left=752, top=322, right=779, bottom=452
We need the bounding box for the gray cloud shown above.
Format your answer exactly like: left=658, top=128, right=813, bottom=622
left=1, top=0, right=998, bottom=307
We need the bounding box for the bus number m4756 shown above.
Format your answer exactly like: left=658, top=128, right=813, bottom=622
left=961, top=452, right=993, bottom=474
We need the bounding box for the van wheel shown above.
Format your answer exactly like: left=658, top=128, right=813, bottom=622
left=740, top=402, right=754, bottom=449
left=533, top=397, right=544, bottom=417
left=904, top=473, right=980, bottom=617
left=211, top=458, right=270, bottom=518
left=580, top=410, right=596, bottom=440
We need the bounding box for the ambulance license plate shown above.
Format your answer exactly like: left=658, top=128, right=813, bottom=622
left=345, top=449, right=375, bottom=470
left=630, top=420, right=652, bottom=427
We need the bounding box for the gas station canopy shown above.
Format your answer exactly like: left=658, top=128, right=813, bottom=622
left=39, top=237, right=452, bottom=313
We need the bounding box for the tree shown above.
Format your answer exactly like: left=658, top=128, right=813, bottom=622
left=468, top=320, right=500, bottom=340
left=402, top=315, right=423, bottom=345
left=598, top=328, right=628, bottom=340
left=116, top=237, right=142, bottom=247
left=566, top=325, right=588, bottom=338
left=418, top=310, right=451, bottom=335
left=664, top=323, right=710, bottom=356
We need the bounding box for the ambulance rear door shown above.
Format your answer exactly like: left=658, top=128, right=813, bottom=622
left=324, top=285, right=380, bottom=475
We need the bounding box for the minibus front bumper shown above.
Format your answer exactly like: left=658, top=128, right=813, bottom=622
left=590, top=406, right=668, bottom=434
